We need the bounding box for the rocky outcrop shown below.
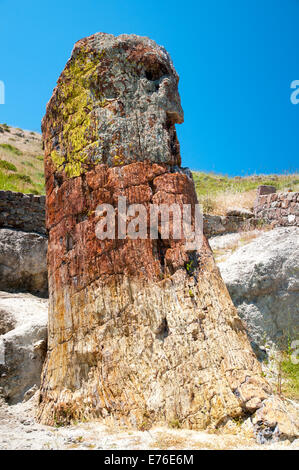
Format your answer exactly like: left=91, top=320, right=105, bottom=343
left=0, top=190, right=48, bottom=295
left=0, top=191, right=48, bottom=401
left=0, top=291, right=48, bottom=403
left=0, top=229, right=48, bottom=296
left=218, top=227, right=299, bottom=353
left=38, top=32, right=298, bottom=439
left=253, top=396, right=299, bottom=444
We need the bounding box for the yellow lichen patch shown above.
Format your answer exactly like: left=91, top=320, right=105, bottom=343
left=50, top=47, right=105, bottom=177
left=65, top=161, right=83, bottom=178
left=51, top=150, right=65, bottom=169
left=112, top=154, right=124, bottom=166
left=99, top=98, right=108, bottom=108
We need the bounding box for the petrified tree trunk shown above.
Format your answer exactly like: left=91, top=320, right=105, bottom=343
left=38, top=33, right=298, bottom=439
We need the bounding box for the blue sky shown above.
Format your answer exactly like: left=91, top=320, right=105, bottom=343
left=0, top=0, right=298, bottom=175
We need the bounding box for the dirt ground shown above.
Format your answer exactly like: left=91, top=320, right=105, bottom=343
left=0, top=394, right=298, bottom=451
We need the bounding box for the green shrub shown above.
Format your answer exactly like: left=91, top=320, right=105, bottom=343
left=0, top=170, right=18, bottom=191
left=0, top=160, right=17, bottom=172
left=22, top=161, right=34, bottom=168
left=281, top=355, right=299, bottom=400
left=0, top=123, right=10, bottom=132
left=0, top=170, right=44, bottom=193
left=14, top=173, right=32, bottom=184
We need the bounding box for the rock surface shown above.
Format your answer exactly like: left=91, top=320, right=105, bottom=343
left=203, top=213, right=259, bottom=238
left=218, top=227, right=299, bottom=352
left=38, top=32, right=298, bottom=440
left=0, top=228, right=48, bottom=296
left=256, top=185, right=276, bottom=197
left=226, top=208, right=254, bottom=218
left=252, top=396, right=299, bottom=444
left=0, top=291, right=48, bottom=403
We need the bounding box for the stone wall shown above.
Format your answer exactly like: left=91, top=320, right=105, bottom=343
left=0, top=191, right=46, bottom=235
left=254, top=191, right=299, bottom=227
left=203, top=214, right=260, bottom=238
left=0, top=190, right=261, bottom=239
left=1, top=188, right=297, bottom=240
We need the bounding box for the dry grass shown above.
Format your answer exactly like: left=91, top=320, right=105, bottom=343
left=150, top=432, right=189, bottom=449
left=149, top=429, right=259, bottom=450
left=209, top=189, right=257, bottom=215
left=194, top=171, right=299, bottom=215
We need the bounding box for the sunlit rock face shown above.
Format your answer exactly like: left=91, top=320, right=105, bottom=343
left=38, top=33, right=298, bottom=440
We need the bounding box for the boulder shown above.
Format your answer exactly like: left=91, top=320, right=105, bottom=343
left=256, top=185, right=276, bottom=196
left=252, top=396, right=299, bottom=444
left=218, top=227, right=299, bottom=353
left=0, top=228, right=48, bottom=297
left=226, top=208, right=254, bottom=218
left=203, top=213, right=259, bottom=238
left=0, top=291, right=48, bottom=404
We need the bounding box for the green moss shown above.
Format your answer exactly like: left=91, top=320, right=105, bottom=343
left=50, top=48, right=105, bottom=177
left=186, top=260, right=194, bottom=273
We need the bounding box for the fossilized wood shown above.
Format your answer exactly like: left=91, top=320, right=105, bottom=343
left=38, top=33, right=298, bottom=439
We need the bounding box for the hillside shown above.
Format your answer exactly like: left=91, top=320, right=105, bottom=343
left=0, top=123, right=44, bottom=194
left=1, top=123, right=298, bottom=213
